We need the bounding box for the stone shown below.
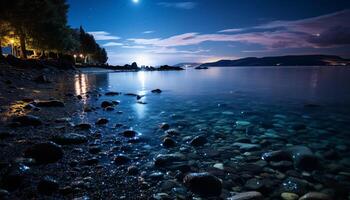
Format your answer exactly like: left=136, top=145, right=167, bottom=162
left=281, top=192, right=299, bottom=200
left=24, top=142, right=63, bottom=164
left=105, top=91, right=120, bottom=96
left=121, top=130, right=137, bottom=138
left=164, top=129, right=179, bottom=136
left=151, top=89, right=162, bottom=93
left=12, top=115, right=42, bottom=126
left=162, top=137, right=176, bottom=148
left=154, top=153, right=186, bottom=167
left=190, top=135, right=207, bottom=147
left=261, top=150, right=291, bottom=162
left=244, top=178, right=264, bottom=190
left=227, top=191, right=263, bottom=200
left=233, top=142, right=260, bottom=151
left=51, top=133, right=88, bottom=145
left=160, top=123, right=170, bottom=130
left=127, top=166, right=139, bottom=175
left=183, top=172, right=222, bottom=197
left=34, top=100, right=64, bottom=107
left=114, top=154, right=131, bottom=165
left=281, top=177, right=310, bottom=195
left=95, top=118, right=109, bottom=125
left=286, top=146, right=319, bottom=171
left=101, top=101, right=114, bottom=108
left=37, top=176, right=59, bottom=195
left=299, top=192, right=332, bottom=200
left=213, top=163, right=224, bottom=170
left=33, top=75, right=51, bottom=83
left=235, top=120, right=251, bottom=126
left=269, top=161, right=293, bottom=170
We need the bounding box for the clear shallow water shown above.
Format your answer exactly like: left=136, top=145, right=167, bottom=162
left=75, top=66, right=350, bottom=146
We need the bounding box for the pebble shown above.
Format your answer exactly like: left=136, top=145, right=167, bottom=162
left=281, top=192, right=299, bottom=200
left=189, top=135, right=207, bottom=147
left=299, top=192, right=332, bottom=200
left=37, top=176, right=59, bottom=195
left=121, top=130, right=137, bottom=138
left=183, top=172, right=222, bottom=197
left=213, top=163, right=224, bottom=170
left=162, top=137, right=177, bottom=148
left=114, top=154, right=131, bottom=165
left=95, top=118, right=109, bottom=125
left=227, top=191, right=263, bottom=200
left=101, top=101, right=114, bottom=108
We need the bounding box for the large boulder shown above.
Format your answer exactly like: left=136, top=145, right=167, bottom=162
left=286, top=146, right=319, bottom=171
left=183, top=172, right=222, bottom=197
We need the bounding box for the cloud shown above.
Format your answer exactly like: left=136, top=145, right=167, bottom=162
left=158, top=1, right=197, bottom=10
left=128, top=9, right=350, bottom=49
left=88, top=31, right=120, bottom=40
left=122, top=45, right=147, bottom=49
left=103, top=42, right=123, bottom=47
left=143, top=30, right=154, bottom=34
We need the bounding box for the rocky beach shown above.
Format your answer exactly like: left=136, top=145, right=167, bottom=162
left=0, top=61, right=349, bottom=200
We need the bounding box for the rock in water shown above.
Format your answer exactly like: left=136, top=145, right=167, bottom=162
left=162, top=137, right=177, bottom=148
left=281, top=192, right=299, bottom=200
left=190, top=135, right=207, bottom=147
left=34, top=100, right=64, bottom=107
left=154, top=153, right=186, bottom=167
left=37, top=176, right=59, bottom=195
left=286, top=146, right=319, bottom=171
left=51, top=133, right=88, bottom=145
left=121, top=130, right=137, bottom=138
left=13, top=115, right=42, bottom=126
left=101, top=101, right=114, bottom=108
left=24, top=142, right=63, bottom=164
left=33, top=75, right=51, bottom=83
left=299, top=192, right=332, bottom=200
left=95, top=118, right=109, bottom=125
left=114, top=154, right=131, bottom=165
left=105, top=91, right=120, bottom=96
left=183, top=172, right=222, bottom=197
left=227, top=191, right=263, bottom=200
left=151, top=89, right=162, bottom=93
left=281, top=177, right=310, bottom=195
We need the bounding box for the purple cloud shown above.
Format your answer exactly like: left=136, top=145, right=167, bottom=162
left=129, top=9, right=350, bottom=49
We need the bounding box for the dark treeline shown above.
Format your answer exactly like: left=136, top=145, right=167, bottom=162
left=0, top=0, right=107, bottom=64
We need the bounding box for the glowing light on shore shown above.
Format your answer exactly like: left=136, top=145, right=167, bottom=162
left=135, top=54, right=152, bottom=66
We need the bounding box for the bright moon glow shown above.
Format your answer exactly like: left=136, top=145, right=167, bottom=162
left=135, top=55, right=152, bottom=66
left=132, top=0, right=139, bottom=3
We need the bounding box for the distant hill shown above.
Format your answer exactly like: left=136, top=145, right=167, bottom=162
left=200, top=55, right=350, bottom=67
left=174, top=63, right=201, bottom=68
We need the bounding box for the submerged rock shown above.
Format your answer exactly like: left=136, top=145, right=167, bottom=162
left=105, top=91, right=120, bottom=96
left=261, top=150, right=291, bottom=162
left=24, top=142, right=63, bottom=164
left=51, top=133, right=88, bottom=145
left=190, top=135, right=207, bottom=147
left=12, top=115, right=42, bottom=126
left=101, top=101, right=114, bottom=108
left=233, top=142, right=260, bottom=151
left=227, top=191, right=263, bottom=200
left=162, top=137, right=177, bottom=148
left=183, top=172, right=222, bottom=197
left=281, top=192, right=299, bottom=200
left=33, top=75, right=51, bottom=83
left=114, top=154, right=131, bottom=165
left=34, top=100, right=64, bottom=107
left=37, top=176, right=59, bottom=195
left=75, top=123, right=92, bottom=130
left=286, top=146, right=319, bottom=171
left=281, top=177, right=311, bottom=195
left=165, top=129, right=179, bottom=136
left=299, top=192, right=332, bottom=200
left=121, top=130, right=137, bottom=138
left=95, top=118, right=109, bottom=125
left=159, top=123, right=170, bottom=130
left=154, top=153, right=186, bottom=167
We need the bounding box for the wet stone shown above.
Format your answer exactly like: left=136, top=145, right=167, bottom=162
left=183, top=172, right=222, bottom=197
left=75, top=123, right=92, bottom=130
left=233, top=142, right=260, bottom=151
left=281, top=177, right=311, bottom=195
left=114, top=154, right=131, bottom=165
left=88, top=146, right=101, bottom=154
left=162, top=137, right=177, bottom=148
left=261, top=150, right=291, bottom=162
left=52, top=133, right=88, bottom=145
left=299, top=192, right=332, bottom=200
left=189, top=135, right=207, bottom=147
left=12, top=115, right=42, bottom=126
left=121, top=130, right=137, bottom=138
left=165, top=129, right=179, bottom=136
left=24, top=142, right=63, bottom=164
left=286, top=146, right=319, bottom=171
left=127, top=166, right=139, bottom=175
left=105, top=91, right=120, bottom=96
left=160, top=123, right=170, bottom=130
left=281, top=192, right=299, bottom=200
left=227, top=191, right=263, bottom=200
left=95, top=118, right=109, bottom=125
left=101, top=101, right=114, bottom=108
left=154, top=153, right=186, bottom=168
left=244, top=178, right=264, bottom=191
left=37, top=176, right=59, bottom=195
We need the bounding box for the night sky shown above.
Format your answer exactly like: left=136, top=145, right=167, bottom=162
left=67, top=0, right=350, bottom=65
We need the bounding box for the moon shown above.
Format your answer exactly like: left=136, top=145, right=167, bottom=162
left=132, top=0, right=139, bottom=3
